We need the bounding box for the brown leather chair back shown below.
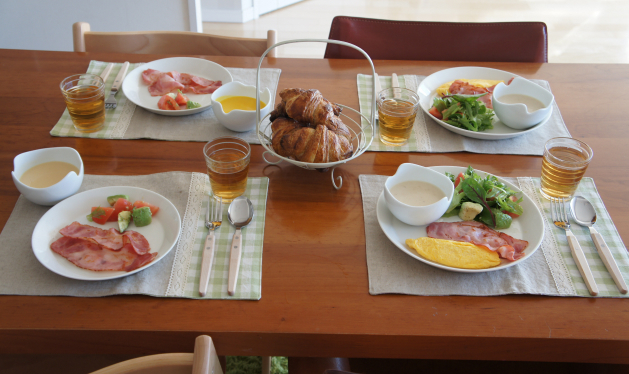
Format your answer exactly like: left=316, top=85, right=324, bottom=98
left=324, top=16, right=548, bottom=62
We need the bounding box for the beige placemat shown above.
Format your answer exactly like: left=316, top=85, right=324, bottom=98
left=0, top=172, right=269, bottom=299
left=51, top=61, right=281, bottom=144
left=359, top=174, right=629, bottom=297
left=357, top=74, right=571, bottom=154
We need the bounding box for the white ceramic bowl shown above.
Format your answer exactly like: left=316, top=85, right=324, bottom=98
left=211, top=81, right=272, bottom=132
left=11, top=147, right=84, bottom=206
left=383, top=163, right=454, bottom=226
left=492, top=77, right=554, bottom=130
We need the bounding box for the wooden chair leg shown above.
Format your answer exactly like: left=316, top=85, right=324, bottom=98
left=262, top=356, right=272, bottom=374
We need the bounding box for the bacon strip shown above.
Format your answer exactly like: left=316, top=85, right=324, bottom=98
left=448, top=80, right=498, bottom=109
left=51, top=236, right=157, bottom=272
left=426, top=221, right=528, bottom=261
left=59, top=222, right=150, bottom=256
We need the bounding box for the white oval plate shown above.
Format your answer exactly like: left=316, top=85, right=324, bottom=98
left=417, top=66, right=551, bottom=140
left=376, top=166, right=544, bottom=273
left=32, top=186, right=182, bottom=281
left=122, top=57, right=233, bottom=116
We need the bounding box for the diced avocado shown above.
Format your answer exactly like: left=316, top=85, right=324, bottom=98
left=187, top=100, right=201, bottom=109
left=118, top=211, right=132, bottom=233
left=459, top=202, right=483, bottom=221
left=132, top=206, right=152, bottom=227
left=107, top=194, right=130, bottom=206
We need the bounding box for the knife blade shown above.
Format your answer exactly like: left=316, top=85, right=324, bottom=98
left=110, top=61, right=129, bottom=95
left=99, top=63, right=113, bottom=83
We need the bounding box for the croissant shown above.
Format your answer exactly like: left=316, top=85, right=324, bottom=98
left=271, top=117, right=353, bottom=163
left=270, top=88, right=354, bottom=163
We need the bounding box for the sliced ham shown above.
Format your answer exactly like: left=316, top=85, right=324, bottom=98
left=142, top=69, right=222, bottom=96
left=147, top=74, right=185, bottom=96
left=426, top=221, right=528, bottom=261
left=51, top=236, right=157, bottom=272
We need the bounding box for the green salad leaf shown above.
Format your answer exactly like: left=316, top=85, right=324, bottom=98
left=441, top=166, right=523, bottom=229
left=432, top=94, right=495, bottom=132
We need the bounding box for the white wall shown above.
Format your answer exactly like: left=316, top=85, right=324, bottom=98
left=0, top=0, right=201, bottom=52
left=201, top=0, right=303, bottom=23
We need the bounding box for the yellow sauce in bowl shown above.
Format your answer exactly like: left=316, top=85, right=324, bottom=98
left=216, top=96, right=266, bottom=113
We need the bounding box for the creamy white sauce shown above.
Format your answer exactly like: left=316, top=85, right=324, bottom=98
left=19, top=161, right=79, bottom=188
left=498, top=94, right=546, bottom=113
left=390, top=181, right=445, bottom=206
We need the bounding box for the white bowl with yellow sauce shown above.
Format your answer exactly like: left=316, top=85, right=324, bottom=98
left=384, top=163, right=454, bottom=226
left=211, top=81, right=272, bottom=132
left=11, top=147, right=84, bottom=206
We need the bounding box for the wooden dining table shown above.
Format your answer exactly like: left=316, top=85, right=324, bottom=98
left=0, top=48, right=628, bottom=365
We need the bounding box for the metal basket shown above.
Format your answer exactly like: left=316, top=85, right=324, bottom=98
left=253, top=39, right=376, bottom=189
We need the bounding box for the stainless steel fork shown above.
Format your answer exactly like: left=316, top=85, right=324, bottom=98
left=199, top=195, right=223, bottom=297
left=105, top=61, right=129, bottom=109
left=550, top=197, right=598, bottom=296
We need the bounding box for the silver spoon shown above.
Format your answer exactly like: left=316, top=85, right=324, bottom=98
left=227, top=196, right=254, bottom=296
left=571, top=196, right=628, bottom=294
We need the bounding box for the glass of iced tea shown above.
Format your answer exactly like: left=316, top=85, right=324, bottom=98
left=60, top=74, right=106, bottom=133
left=377, top=87, right=420, bottom=146
left=540, top=137, right=593, bottom=199
left=204, top=136, right=251, bottom=202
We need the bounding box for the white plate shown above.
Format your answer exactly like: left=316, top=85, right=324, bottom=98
left=417, top=66, right=551, bottom=140
left=376, top=166, right=544, bottom=273
left=122, top=57, right=233, bottom=116
left=32, top=186, right=182, bottom=281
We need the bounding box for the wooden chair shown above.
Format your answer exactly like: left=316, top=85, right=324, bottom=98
left=73, top=22, right=277, bottom=57
left=324, top=16, right=547, bottom=62
left=88, top=335, right=222, bottom=374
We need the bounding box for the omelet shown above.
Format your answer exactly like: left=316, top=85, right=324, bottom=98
left=435, top=79, right=504, bottom=97
left=405, top=237, right=500, bottom=269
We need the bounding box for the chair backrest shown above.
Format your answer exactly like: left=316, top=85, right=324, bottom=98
left=73, top=22, right=277, bottom=57
left=89, top=335, right=223, bottom=374
left=324, top=16, right=547, bottom=62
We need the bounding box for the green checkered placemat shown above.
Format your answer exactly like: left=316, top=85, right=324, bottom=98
left=51, top=61, right=143, bottom=139
left=166, top=174, right=269, bottom=300
left=518, top=177, right=629, bottom=297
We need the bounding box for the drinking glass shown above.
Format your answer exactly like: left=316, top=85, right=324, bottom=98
left=203, top=137, right=251, bottom=202
left=60, top=74, right=106, bottom=133
left=377, top=87, right=420, bottom=146
left=540, top=137, right=593, bottom=199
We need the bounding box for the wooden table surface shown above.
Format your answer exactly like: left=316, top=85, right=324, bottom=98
left=1, top=49, right=628, bottom=364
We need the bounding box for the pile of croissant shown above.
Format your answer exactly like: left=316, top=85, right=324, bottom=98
left=270, top=88, right=353, bottom=163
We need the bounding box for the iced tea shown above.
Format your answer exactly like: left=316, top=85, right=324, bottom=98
left=204, top=137, right=251, bottom=202
left=377, top=87, right=419, bottom=146
left=60, top=74, right=105, bottom=133
left=540, top=138, right=593, bottom=199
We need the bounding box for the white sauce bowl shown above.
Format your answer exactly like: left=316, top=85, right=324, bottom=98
left=211, top=81, right=272, bottom=132
left=493, top=77, right=554, bottom=130
left=11, top=147, right=84, bottom=206
left=384, top=163, right=454, bottom=226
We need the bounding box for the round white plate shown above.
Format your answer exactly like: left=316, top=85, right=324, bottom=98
left=32, top=186, right=182, bottom=281
left=417, top=66, right=551, bottom=140
left=122, top=57, right=233, bottom=116
left=376, top=166, right=544, bottom=273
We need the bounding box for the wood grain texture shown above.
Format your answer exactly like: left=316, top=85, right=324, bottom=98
left=0, top=50, right=628, bottom=364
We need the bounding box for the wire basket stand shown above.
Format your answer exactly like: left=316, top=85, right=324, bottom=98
left=254, top=39, right=377, bottom=190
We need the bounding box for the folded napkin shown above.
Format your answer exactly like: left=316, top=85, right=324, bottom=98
left=357, top=74, right=571, bottom=155
left=359, top=174, right=629, bottom=297
left=0, top=172, right=268, bottom=300
left=51, top=61, right=281, bottom=144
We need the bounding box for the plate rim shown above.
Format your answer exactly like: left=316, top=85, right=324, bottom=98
left=121, top=56, right=233, bottom=116
left=376, top=166, right=544, bottom=273
left=417, top=66, right=549, bottom=140
left=32, top=186, right=182, bottom=281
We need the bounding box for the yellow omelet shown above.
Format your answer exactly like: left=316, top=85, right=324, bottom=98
left=405, top=237, right=500, bottom=269
left=435, top=79, right=504, bottom=97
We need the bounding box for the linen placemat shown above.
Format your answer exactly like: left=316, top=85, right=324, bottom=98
left=359, top=174, right=629, bottom=298
left=357, top=74, right=571, bottom=155
left=0, top=172, right=268, bottom=300
left=51, top=61, right=281, bottom=144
